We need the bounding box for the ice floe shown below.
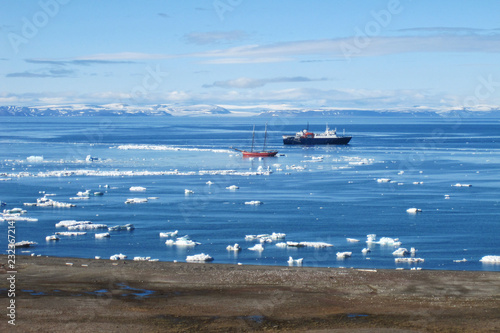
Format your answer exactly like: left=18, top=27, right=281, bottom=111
left=186, top=253, right=214, bottom=262
left=184, top=189, right=194, bottom=194
left=377, top=178, right=391, bottom=183
left=130, top=186, right=146, bottom=192
left=125, top=198, right=148, bottom=204
left=133, top=256, right=152, bottom=261
left=366, top=235, right=401, bottom=247
left=226, top=243, right=241, bottom=251
left=116, top=144, right=232, bottom=154
left=159, top=230, right=178, bottom=238
left=165, top=235, right=200, bottom=246
left=69, top=223, right=108, bottom=231
left=110, top=253, right=127, bottom=260
left=27, top=156, right=43, bottom=162
left=248, top=244, right=264, bottom=251
left=395, top=258, right=425, bottom=263
left=392, top=248, right=409, bottom=256
left=45, top=235, right=59, bottom=241
left=108, top=224, right=134, bottom=231
left=362, top=248, right=371, bottom=254
left=14, top=240, right=37, bottom=248
left=226, top=185, right=239, bottom=190
left=480, top=255, right=500, bottom=263
left=244, top=201, right=263, bottom=205
left=55, top=231, right=87, bottom=236
left=284, top=241, right=333, bottom=248
left=24, top=196, right=75, bottom=208
left=346, top=238, right=360, bottom=243
left=95, top=232, right=110, bottom=238
left=287, top=257, right=303, bottom=266
left=406, top=208, right=422, bottom=213
left=336, top=252, right=352, bottom=259
left=452, top=183, right=472, bottom=187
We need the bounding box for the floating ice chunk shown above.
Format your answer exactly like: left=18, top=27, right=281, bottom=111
left=377, top=237, right=402, bottom=246
left=110, top=253, right=127, bottom=260
left=206, top=181, right=214, bottom=185
left=392, top=248, right=409, bottom=256
left=14, top=240, right=37, bottom=248
left=248, top=244, right=264, bottom=251
left=186, top=253, right=214, bottom=262
left=56, top=220, right=92, bottom=228
left=406, top=208, right=422, bottom=213
left=275, top=242, right=287, bottom=248
left=77, top=190, right=91, bottom=197
left=412, top=181, right=424, bottom=185
left=453, top=258, right=467, bottom=263
left=55, top=231, right=86, bottom=236
left=125, top=198, right=148, bottom=204
left=226, top=243, right=241, bottom=251
left=226, top=185, right=239, bottom=190
left=480, top=255, right=500, bottom=263
left=159, top=230, right=178, bottom=238
left=398, top=171, right=404, bottom=175
left=130, top=186, right=146, bottom=192
left=133, top=256, right=151, bottom=261
left=377, top=178, right=391, bottom=183
left=68, top=223, right=107, bottom=231
left=166, top=235, right=200, bottom=246
left=27, top=156, right=43, bottom=162
left=395, top=258, right=424, bottom=263
left=287, top=257, right=303, bottom=266
left=3, top=208, right=26, bottom=214
left=271, top=232, right=286, bottom=240
left=346, top=238, right=360, bottom=243
left=45, top=235, right=59, bottom=241
left=95, top=232, right=110, bottom=238
left=26, top=196, right=75, bottom=208
left=85, top=155, right=98, bottom=162
left=245, top=200, right=263, bottom=205
left=362, top=248, right=371, bottom=254
left=410, top=247, right=417, bottom=255
left=444, top=194, right=450, bottom=199
left=108, top=224, right=134, bottom=231
left=184, top=189, right=194, bottom=194
left=452, top=183, right=472, bottom=187
left=286, top=241, right=333, bottom=248
left=366, top=234, right=377, bottom=243
left=95, top=256, right=101, bottom=260
left=70, top=196, right=90, bottom=200
left=336, top=252, right=352, bottom=259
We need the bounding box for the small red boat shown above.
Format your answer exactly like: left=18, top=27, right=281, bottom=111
left=232, top=124, right=278, bottom=158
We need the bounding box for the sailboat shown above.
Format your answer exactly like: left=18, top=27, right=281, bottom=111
left=232, top=124, right=278, bottom=157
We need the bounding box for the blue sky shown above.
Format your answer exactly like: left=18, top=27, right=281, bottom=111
left=1, top=0, right=500, bottom=111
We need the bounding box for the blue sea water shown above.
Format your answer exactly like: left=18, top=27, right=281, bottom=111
left=0, top=116, right=499, bottom=271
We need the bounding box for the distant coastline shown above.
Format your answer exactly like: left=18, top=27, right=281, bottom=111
left=2, top=104, right=500, bottom=118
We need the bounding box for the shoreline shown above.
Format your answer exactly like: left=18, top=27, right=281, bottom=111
left=1, top=255, right=499, bottom=332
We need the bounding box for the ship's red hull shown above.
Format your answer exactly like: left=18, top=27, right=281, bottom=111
left=242, top=151, right=278, bottom=157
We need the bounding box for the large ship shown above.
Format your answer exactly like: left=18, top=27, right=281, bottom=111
left=232, top=124, right=278, bottom=157
left=283, top=124, right=351, bottom=145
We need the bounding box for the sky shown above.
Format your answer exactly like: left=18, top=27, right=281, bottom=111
left=1, top=0, right=500, bottom=111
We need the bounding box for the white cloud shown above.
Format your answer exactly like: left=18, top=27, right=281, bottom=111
left=184, top=30, right=249, bottom=45
left=203, top=76, right=327, bottom=89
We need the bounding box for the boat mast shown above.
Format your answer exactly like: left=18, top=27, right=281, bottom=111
left=263, top=123, right=268, bottom=151
left=251, top=125, right=255, bottom=152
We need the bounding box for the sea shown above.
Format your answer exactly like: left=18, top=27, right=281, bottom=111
left=1, top=115, right=499, bottom=271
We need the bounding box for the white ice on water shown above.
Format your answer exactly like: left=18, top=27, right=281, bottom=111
left=226, top=243, right=241, bottom=251
left=186, top=253, right=214, bottom=262
left=159, top=230, right=178, bottom=238
left=130, top=186, right=147, bottom=192
left=480, top=255, right=500, bottom=263
left=95, top=232, right=110, bottom=238
left=125, top=198, right=148, bottom=204
left=336, top=252, right=352, bottom=259
left=287, top=257, right=303, bottom=266
left=244, top=201, right=263, bottom=205
left=248, top=244, right=264, bottom=251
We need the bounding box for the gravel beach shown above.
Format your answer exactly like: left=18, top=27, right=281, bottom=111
left=1, top=255, right=499, bottom=332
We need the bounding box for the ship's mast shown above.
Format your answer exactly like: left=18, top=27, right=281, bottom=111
left=251, top=125, right=255, bottom=152
left=263, top=123, right=268, bottom=151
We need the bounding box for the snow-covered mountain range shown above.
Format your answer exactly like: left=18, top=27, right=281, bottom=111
left=0, top=103, right=499, bottom=118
